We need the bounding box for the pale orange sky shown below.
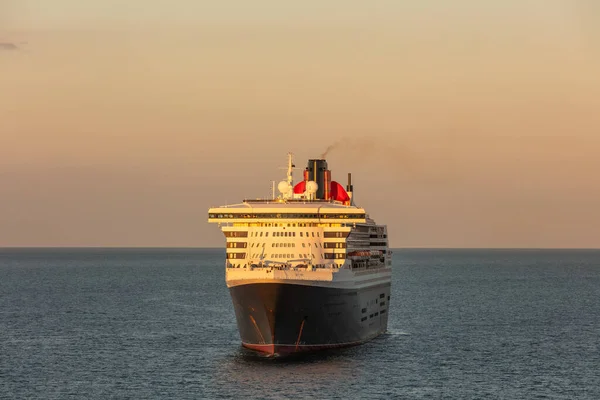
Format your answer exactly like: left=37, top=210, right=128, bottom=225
left=1, top=1, right=599, bottom=247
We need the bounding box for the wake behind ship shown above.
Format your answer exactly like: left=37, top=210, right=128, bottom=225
left=208, top=153, right=391, bottom=355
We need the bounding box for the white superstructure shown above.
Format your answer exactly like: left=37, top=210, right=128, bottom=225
left=208, top=153, right=392, bottom=289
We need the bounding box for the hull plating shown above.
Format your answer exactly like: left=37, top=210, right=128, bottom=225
left=229, top=282, right=390, bottom=355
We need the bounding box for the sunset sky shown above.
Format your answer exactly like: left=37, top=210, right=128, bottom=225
left=1, top=1, right=599, bottom=247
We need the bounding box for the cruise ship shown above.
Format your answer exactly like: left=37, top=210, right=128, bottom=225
left=208, top=153, right=391, bottom=355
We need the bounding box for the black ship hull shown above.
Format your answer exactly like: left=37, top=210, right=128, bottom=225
left=229, top=281, right=390, bottom=355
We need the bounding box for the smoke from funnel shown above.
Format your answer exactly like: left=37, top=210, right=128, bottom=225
left=317, top=136, right=454, bottom=185
left=320, top=138, right=377, bottom=159
left=321, top=142, right=340, bottom=159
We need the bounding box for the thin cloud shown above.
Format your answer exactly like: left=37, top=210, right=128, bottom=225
left=0, top=42, right=19, bottom=50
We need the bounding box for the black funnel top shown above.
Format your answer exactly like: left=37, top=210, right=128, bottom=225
left=307, top=159, right=328, bottom=199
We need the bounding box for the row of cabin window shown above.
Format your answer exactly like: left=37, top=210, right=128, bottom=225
left=249, top=253, right=318, bottom=259
left=252, top=223, right=318, bottom=227
left=211, top=213, right=366, bottom=219
left=246, top=242, right=326, bottom=248
left=245, top=252, right=344, bottom=260
left=242, top=242, right=348, bottom=250
left=227, top=253, right=247, bottom=259
left=272, top=243, right=296, bottom=248
left=302, top=242, right=322, bottom=248
left=323, top=242, right=346, bottom=249
left=227, top=242, right=247, bottom=248
left=323, top=232, right=349, bottom=238
left=224, top=231, right=347, bottom=238
left=228, top=252, right=336, bottom=260
left=250, top=231, right=321, bottom=238
left=224, top=231, right=248, bottom=238
left=324, top=253, right=346, bottom=259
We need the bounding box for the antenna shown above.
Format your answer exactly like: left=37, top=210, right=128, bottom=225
left=278, top=152, right=299, bottom=185
left=286, top=152, right=295, bottom=185
left=277, top=152, right=299, bottom=200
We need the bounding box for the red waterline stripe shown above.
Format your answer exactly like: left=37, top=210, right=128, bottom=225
left=242, top=336, right=378, bottom=355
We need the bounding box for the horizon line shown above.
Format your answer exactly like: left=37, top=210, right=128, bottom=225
left=1, top=246, right=599, bottom=250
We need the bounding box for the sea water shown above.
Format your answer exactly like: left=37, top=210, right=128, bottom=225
left=1, top=248, right=599, bottom=399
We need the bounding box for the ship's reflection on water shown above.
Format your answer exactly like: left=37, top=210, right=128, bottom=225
left=237, top=345, right=355, bottom=363
left=210, top=344, right=370, bottom=396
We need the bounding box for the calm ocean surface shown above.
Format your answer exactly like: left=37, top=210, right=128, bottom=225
left=1, top=248, right=599, bottom=399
